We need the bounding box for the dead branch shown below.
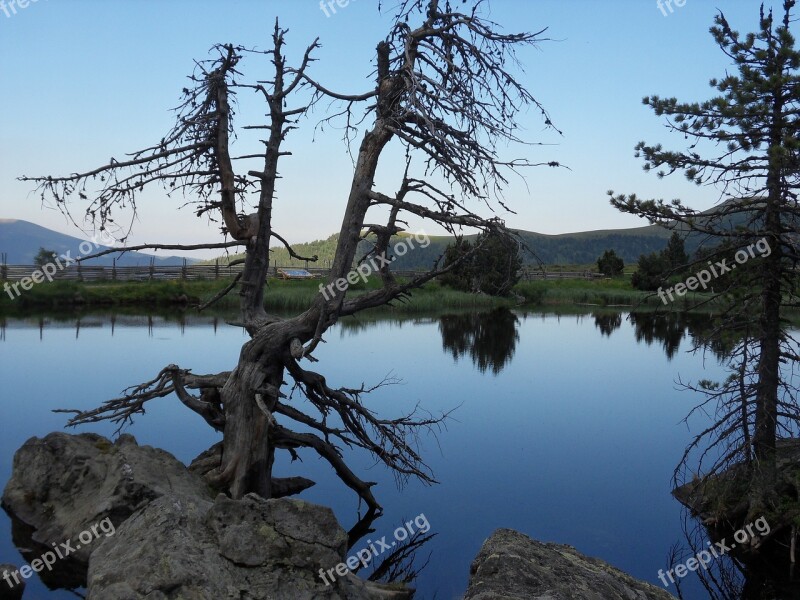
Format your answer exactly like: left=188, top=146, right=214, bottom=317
left=55, top=366, right=229, bottom=434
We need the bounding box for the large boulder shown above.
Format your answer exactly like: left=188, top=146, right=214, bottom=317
left=464, top=529, right=674, bottom=600
left=88, top=493, right=408, bottom=600
left=2, top=432, right=212, bottom=568
left=2, top=432, right=409, bottom=599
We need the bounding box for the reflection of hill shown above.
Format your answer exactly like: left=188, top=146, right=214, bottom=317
left=439, top=309, right=519, bottom=375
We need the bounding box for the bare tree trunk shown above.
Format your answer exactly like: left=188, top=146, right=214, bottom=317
left=220, top=364, right=277, bottom=499
left=330, top=129, right=392, bottom=282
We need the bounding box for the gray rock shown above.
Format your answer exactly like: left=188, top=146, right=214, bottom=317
left=464, top=529, right=674, bottom=600
left=1, top=432, right=212, bottom=566
left=0, top=564, right=25, bottom=600
left=88, top=493, right=408, bottom=600
left=2, top=431, right=408, bottom=599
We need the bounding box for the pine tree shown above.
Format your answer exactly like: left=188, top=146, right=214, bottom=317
left=610, top=1, right=800, bottom=517
left=596, top=249, right=624, bottom=277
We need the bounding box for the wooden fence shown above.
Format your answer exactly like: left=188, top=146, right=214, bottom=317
left=0, top=259, right=603, bottom=282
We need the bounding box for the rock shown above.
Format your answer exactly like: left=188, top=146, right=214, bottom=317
left=0, top=564, right=25, bottom=600
left=88, top=493, right=408, bottom=600
left=1, top=432, right=212, bottom=569
left=2, top=432, right=408, bottom=599
left=464, top=529, right=673, bottom=600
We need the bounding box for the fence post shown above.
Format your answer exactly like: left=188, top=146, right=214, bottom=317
left=215, top=259, right=219, bottom=280
left=77, top=260, right=83, bottom=282
left=112, top=258, right=117, bottom=281
left=1, top=252, right=6, bottom=281
left=149, top=257, right=155, bottom=281
left=182, top=258, right=187, bottom=280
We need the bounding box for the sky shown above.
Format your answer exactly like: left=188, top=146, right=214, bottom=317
left=0, top=0, right=788, bottom=258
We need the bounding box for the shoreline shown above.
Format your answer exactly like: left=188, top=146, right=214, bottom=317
left=0, top=277, right=706, bottom=317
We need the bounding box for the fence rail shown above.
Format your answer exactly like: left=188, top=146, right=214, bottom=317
left=0, top=261, right=604, bottom=282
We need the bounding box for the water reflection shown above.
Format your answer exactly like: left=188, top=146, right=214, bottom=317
left=6, top=513, right=87, bottom=591
left=674, top=506, right=800, bottom=600
left=0, top=308, right=728, bottom=366
left=0, top=307, right=780, bottom=598
left=623, top=311, right=722, bottom=360
left=0, top=313, right=231, bottom=341
left=346, top=508, right=435, bottom=589
left=593, top=312, right=622, bottom=337
left=439, top=309, right=519, bottom=374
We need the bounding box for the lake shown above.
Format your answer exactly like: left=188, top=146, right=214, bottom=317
left=0, top=308, right=725, bottom=599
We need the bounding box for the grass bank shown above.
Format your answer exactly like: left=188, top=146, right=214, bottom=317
left=522, top=276, right=730, bottom=310
left=0, top=275, right=707, bottom=317
left=0, top=277, right=512, bottom=316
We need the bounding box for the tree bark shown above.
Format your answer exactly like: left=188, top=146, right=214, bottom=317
left=750, top=63, right=786, bottom=508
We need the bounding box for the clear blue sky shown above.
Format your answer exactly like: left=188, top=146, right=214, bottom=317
left=0, top=0, right=782, bottom=257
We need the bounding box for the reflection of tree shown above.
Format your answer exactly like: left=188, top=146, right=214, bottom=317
left=666, top=518, right=744, bottom=600
left=628, top=312, right=717, bottom=360
left=670, top=506, right=800, bottom=600
left=438, top=309, right=519, bottom=374
left=629, top=312, right=687, bottom=360
left=593, top=312, right=622, bottom=337
left=347, top=509, right=435, bottom=590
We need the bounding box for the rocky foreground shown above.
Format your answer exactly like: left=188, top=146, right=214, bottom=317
left=465, top=529, right=673, bottom=600
left=1, top=433, right=672, bottom=599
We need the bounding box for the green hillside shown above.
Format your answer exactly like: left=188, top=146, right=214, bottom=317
left=208, top=225, right=683, bottom=270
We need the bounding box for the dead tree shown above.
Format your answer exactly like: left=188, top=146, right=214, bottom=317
left=25, top=0, right=558, bottom=514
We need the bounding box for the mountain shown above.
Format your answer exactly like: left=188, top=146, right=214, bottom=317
left=209, top=223, right=693, bottom=269
left=0, top=219, right=195, bottom=266
left=386, top=225, right=696, bottom=269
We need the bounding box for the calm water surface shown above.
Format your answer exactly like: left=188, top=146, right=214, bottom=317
left=0, top=309, right=723, bottom=599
